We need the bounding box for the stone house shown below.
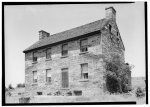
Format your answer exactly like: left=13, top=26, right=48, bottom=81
left=23, top=7, right=128, bottom=96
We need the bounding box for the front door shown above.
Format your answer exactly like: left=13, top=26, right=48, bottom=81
left=61, top=68, right=69, bottom=88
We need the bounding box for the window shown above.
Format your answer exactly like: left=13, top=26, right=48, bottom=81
left=61, top=68, right=69, bottom=88
left=37, top=92, right=42, bottom=95
left=81, top=63, right=88, bottom=79
left=117, top=32, right=119, bottom=36
left=33, top=71, right=37, bottom=83
left=46, top=48, right=51, bottom=59
left=109, top=24, right=112, bottom=32
left=80, top=39, right=88, bottom=53
left=62, top=44, right=68, bottom=56
left=73, top=90, right=82, bottom=96
left=46, top=69, right=51, bottom=83
left=33, top=52, right=37, bottom=62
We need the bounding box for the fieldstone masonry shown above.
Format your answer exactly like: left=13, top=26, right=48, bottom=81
left=24, top=7, right=129, bottom=97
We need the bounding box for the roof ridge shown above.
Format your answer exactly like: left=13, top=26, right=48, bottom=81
left=50, top=19, right=105, bottom=37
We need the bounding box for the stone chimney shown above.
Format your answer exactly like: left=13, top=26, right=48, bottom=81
left=39, top=30, right=50, bottom=40
left=105, top=7, right=116, bottom=21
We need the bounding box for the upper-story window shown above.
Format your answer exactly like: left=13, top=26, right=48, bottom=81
left=46, top=69, right=51, bottom=83
left=33, top=71, right=37, bottom=83
left=81, top=63, right=88, bottom=79
left=117, top=32, right=119, bottom=36
left=80, top=39, right=88, bottom=53
left=46, top=48, right=51, bottom=59
left=62, top=44, right=68, bottom=57
left=33, top=52, right=37, bottom=62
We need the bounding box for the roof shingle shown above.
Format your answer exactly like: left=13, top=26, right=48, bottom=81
left=23, top=18, right=109, bottom=53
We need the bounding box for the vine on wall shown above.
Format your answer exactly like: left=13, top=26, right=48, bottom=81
left=104, top=55, right=132, bottom=93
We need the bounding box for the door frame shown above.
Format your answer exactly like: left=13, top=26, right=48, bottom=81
left=61, top=68, right=69, bottom=89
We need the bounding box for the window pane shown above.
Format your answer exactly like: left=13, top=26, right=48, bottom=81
left=62, top=44, right=68, bottom=56
left=46, top=48, right=51, bottom=59
left=81, top=47, right=88, bottom=52
left=83, top=73, right=88, bottom=79
left=81, top=39, right=88, bottom=46
left=46, top=69, right=51, bottom=77
left=81, top=63, right=88, bottom=73
left=33, top=71, right=37, bottom=79
left=33, top=52, right=38, bottom=62
left=47, top=77, right=51, bottom=82
left=62, top=50, right=68, bottom=56
left=33, top=71, right=37, bottom=82
left=33, top=52, right=38, bottom=57
left=62, top=44, right=68, bottom=51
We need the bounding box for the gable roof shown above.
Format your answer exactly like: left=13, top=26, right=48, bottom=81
left=23, top=18, right=109, bottom=53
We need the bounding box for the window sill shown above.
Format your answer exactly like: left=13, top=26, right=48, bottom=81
left=32, top=61, right=37, bottom=64
left=32, top=83, right=38, bottom=86
left=79, top=79, right=89, bottom=82
left=79, top=51, right=89, bottom=55
left=45, top=58, right=52, bottom=61
left=61, top=55, right=68, bottom=58
left=45, top=82, right=52, bottom=85
left=61, top=88, right=70, bottom=90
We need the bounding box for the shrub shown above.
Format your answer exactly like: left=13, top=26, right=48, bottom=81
left=135, top=87, right=145, bottom=98
left=66, top=91, right=72, bottom=96
left=8, top=84, right=14, bottom=90
left=104, top=55, right=132, bottom=93
left=106, top=73, right=120, bottom=93
left=54, top=90, right=61, bottom=96
left=47, top=92, right=52, bottom=96
left=17, top=83, right=25, bottom=88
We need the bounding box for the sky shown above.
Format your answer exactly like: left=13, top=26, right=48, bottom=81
left=5, top=2, right=145, bottom=87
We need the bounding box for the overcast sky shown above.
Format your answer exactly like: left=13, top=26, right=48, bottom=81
left=5, top=2, right=145, bottom=87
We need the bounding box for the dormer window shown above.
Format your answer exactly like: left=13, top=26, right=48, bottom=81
left=62, top=44, right=68, bottom=57
left=80, top=39, right=88, bottom=53
left=33, top=52, right=37, bottom=62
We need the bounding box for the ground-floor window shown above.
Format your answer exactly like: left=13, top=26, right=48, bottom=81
left=46, top=69, right=51, bottom=83
left=81, top=63, right=88, bottom=79
left=33, top=71, right=37, bottom=83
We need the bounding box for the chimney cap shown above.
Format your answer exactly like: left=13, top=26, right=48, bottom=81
left=39, top=30, right=49, bottom=33
left=105, top=6, right=116, bottom=13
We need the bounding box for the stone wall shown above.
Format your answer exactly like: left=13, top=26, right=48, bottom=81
left=25, top=33, right=105, bottom=97
left=101, top=20, right=125, bottom=62
left=101, top=20, right=131, bottom=91
left=25, top=20, right=128, bottom=96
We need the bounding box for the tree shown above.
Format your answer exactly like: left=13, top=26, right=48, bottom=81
left=104, top=55, right=132, bottom=93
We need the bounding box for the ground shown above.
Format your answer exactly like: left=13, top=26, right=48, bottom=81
left=5, top=77, right=146, bottom=104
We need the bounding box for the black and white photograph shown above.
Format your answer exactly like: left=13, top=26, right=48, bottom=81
left=3, top=2, right=148, bottom=105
